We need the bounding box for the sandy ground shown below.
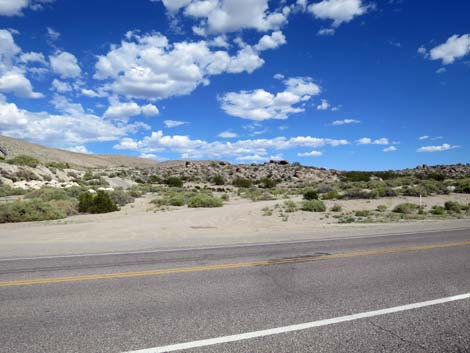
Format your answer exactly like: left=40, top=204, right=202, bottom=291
left=0, top=194, right=469, bottom=258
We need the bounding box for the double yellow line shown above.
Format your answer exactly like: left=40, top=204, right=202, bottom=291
left=1, top=240, right=469, bottom=288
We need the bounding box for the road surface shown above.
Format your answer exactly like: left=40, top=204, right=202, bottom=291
left=0, top=228, right=469, bottom=352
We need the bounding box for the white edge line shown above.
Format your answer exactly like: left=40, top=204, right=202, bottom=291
left=123, top=293, right=470, bottom=353
left=1, top=227, right=469, bottom=262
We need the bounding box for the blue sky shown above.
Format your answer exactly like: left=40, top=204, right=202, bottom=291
left=0, top=0, right=469, bottom=170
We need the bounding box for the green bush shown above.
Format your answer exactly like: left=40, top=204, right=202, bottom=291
left=0, top=185, right=26, bottom=197
left=343, top=189, right=378, bottom=199
left=283, top=200, right=298, bottom=213
left=168, top=194, right=185, bottom=206
left=259, top=177, right=278, bottom=189
left=233, top=178, right=252, bottom=188
left=0, top=199, right=66, bottom=223
left=6, top=155, right=40, bottom=167
left=354, top=210, right=370, bottom=217
left=393, top=203, right=418, bottom=214
left=46, top=162, right=70, bottom=170
left=109, top=189, right=135, bottom=206
left=330, top=204, right=342, bottom=212
left=212, top=175, right=225, bottom=186
left=78, top=191, right=118, bottom=214
left=444, top=201, right=461, bottom=213
left=50, top=199, right=78, bottom=216
left=25, top=187, right=69, bottom=202
left=187, top=194, right=223, bottom=208
left=322, top=190, right=340, bottom=200
left=301, top=200, right=326, bottom=212
left=431, top=206, right=446, bottom=215
left=342, top=171, right=371, bottom=182
left=376, top=205, right=388, bottom=212
left=165, top=177, right=183, bottom=188
left=303, top=188, right=319, bottom=200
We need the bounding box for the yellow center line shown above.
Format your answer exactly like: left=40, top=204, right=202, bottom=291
left=1, top=240, right=470, bottom=288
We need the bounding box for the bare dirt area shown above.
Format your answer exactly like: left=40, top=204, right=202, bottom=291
left=1, top=193, right=469, bottom=258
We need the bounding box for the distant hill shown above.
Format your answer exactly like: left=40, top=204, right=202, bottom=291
left=0, top=135, right=158, bottom=169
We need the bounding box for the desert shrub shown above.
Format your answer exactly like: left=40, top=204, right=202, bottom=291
left=168, top=194, right=185, bottom=206
left=187, top=194, right=223, bottom=208
left=431, top=206, right=446, bottom=215
left=233, top=178, right=252, bottom=188
left=259, top=177, right=278, bottom=189
left=212, top=175, right=225, bottom=186
left=455, top=182, right=470, bottom=194
left=375, top=186, right=398, bottom=197
left=322, top=190, right=340, bottom=200
left=342, top=171, right=371, bottom=182
left=403, top=186, right=428, bottom=197
left=82, top=171, right=94, bottom=181
left=128, top=186, right=143, bottom=198
left=25, top=187, right=69, bottom=202
left=15, top=169, right=39, bottom=180
left=303, top=188, right=318, bottom=200
left=261, top=206, right=273, bottom=216
left=46, top=162, right=70, bottom=170
left=343, top=189, right=378, bottom=199
left=376, top=205, right=388, bottom=212
left=316, top=184, right=334, bottom=194
left=220, top=193, right=229, bottom=201
left=444, top=201, right=461, bottom=213
left=148, top=175, right=162, bottom=184
left=78, top=191, right=118, bottom=214
left=6, top=155, right=40, bottom=167
left=0, top=185, right=26, bottom=197
left=301, top=200, right=326, bottom=212
left=64, top=186, right=86, bottom=198
left=241, top=188, right=275, bottom=201
left=330, top=204, right=342, bottom=212
left=0, top=199, right=66, bottom=223
left=283, top=200, right=298, bottom=213
left=109, top=189, right=135, bottom=206
left=393, top=203, right=418, bottom=214
left=354, top=210, right=370, bottom=217
left=49, top=199, right=78, bottom=216
left=165, top=177, right=183, bottom=188
left=426, top=173, right=445, bottom=181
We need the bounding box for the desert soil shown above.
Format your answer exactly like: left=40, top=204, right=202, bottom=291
left=0, top=193, right=469, bottom=258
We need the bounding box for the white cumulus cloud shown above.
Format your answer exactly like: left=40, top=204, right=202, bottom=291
left=429, top=34, right=470, bottom=65
left=417, top=143, right=459, bottom=152
left=297, top=150, right=323, bottom=157
left=357, top=137, right=389, bottom=145
left=308, top=0, right=370, bottom=27
left=331, top=118, right=360, bottom=125
left=49, top=51, right=81, bottom=78
left=220, top=76, right=320, bottom=121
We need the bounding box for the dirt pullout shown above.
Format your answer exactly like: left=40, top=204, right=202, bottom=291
left=0, top=194, right=469, bottom=258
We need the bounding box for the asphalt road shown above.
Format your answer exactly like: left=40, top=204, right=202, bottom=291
left=1, top=228, right=469, bottom=353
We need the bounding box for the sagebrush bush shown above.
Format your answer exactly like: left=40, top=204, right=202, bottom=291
left=109, top=189, right=135, bottom=206
left=393, top=203, right=418, bottom=214
left=25, top=187, right=69, bottom=202
left=354, top=210, right=370, bottom=217
left=283, top=200, right=298, bottom=213
left=78, top=191, right=118, bottom=214
left=187, top=194, right=223, bottom=208
left=0, top=185, right=26, bottom=197
left=343, top=189, right=378, bottom=199
left=301, top=200, right=326, bottom=212
left=0, top=199, right=66, bottom=223
left=330, top=204, right=342, bottom=212
left=212, top=175, right=225, bottom=186
left=259, top=177, right=278, bottom=189
left=303, top=188, right=318, bottom=200
left=233, top=178, right=252, bottom=188
left=165, top=177, right=183, bottom=187
left=431, top=206, right=446, bottom=215
left=6, top=155, right=40, bottom=167
left=444, top=201, right=461, bottom=213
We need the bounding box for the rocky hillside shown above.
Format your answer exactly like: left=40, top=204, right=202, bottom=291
left=0, top=135, right=158, bottom=168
